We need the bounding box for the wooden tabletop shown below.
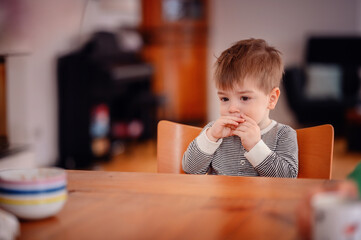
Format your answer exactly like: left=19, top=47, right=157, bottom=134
left=19, top=170, right=331, bottom=240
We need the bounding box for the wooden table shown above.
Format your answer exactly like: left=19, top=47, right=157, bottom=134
left=19, top=170, right=331, bottom=240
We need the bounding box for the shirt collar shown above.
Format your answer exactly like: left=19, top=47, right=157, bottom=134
left=260, top=120, right=277, bottom=135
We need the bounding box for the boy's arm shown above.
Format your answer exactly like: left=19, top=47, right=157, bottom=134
left=182, top=124, right=222, bottom=174
left=244, top=126, right=298, bottom=178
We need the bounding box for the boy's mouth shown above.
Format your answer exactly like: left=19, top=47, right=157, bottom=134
left=228, top=114, right=243, bottom=119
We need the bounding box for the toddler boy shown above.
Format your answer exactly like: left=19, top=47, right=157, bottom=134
left=182, top=38, right=298, bottom=178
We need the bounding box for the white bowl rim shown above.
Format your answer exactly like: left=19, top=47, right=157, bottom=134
left=0, top=179, right=66, bottom=191
left=0, top=167, right=66, bottom=184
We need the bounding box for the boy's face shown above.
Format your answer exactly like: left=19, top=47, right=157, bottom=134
left=217, top=78, right=280, bottom=130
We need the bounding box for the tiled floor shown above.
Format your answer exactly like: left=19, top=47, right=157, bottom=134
left=98, top=138, right=361, bottom=180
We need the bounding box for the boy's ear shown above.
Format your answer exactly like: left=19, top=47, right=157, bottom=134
left=268, top=87, right=280, bottom=110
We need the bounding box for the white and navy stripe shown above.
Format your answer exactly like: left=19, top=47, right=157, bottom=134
left=182, top=120, right=298, bottom=178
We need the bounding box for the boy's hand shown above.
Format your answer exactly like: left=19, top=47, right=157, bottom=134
left=207, top=116, right=244, bottom=142
left=232, top=114, right=261, bottom=151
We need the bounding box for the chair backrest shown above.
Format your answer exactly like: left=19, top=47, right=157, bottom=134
left=296, top=124, right=333, bottom=179
left=157, top=120, right=202, bottom=174
left=157, top=120, right=334, bottom=179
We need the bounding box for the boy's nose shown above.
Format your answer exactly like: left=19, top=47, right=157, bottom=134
left=229, top=104, right=240, bottom=113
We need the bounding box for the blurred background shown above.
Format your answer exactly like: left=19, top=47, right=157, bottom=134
left=1, top=0, right=361, bottom=178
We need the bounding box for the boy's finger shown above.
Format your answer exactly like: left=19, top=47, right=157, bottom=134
left=235, top=125, right=248, bottom=132
left=222, top=115, right=245, bottom=123
left=238, top=121, right=253, bottom=128
left=221, top=119, right=241, bottom=127
left=232, top=129, right=244, bottom=138
left=240, top=113, right=257, bottom=125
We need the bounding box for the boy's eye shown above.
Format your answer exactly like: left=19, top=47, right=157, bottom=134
left=220, top=97, right=229, bottom=102
left=241, top=96, right=250, bottom=101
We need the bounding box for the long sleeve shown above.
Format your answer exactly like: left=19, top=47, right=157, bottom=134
left=245, top=126, right=298, bottom=178
left=182, top=124, right=222, bottom=174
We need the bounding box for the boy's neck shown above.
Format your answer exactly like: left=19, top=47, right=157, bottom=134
left=259, top=118, right=272, bottom=130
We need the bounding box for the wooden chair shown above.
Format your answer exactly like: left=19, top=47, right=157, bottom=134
left=157, top=120, right=334, bottom=179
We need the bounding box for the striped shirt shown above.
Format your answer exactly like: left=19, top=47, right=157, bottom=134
left=182, top=120, right=298, bottom=178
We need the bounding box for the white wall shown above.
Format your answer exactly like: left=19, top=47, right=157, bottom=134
left=5, top=0, right=140, bottom=166
left=207, top=0, right=359, bottom=127
left=6, top=0, right=86, bottom=167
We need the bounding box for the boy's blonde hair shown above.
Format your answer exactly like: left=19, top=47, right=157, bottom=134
left=214, top=38, right=284, bottom=94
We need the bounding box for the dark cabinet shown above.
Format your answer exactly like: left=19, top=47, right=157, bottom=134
left=57, top=32, right=156, bottom=169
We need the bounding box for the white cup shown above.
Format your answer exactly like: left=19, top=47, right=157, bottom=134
left=312, top=192, right=361, bottom=240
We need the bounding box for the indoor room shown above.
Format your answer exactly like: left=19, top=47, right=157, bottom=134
left=1, top=0, right=361, bottom=239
